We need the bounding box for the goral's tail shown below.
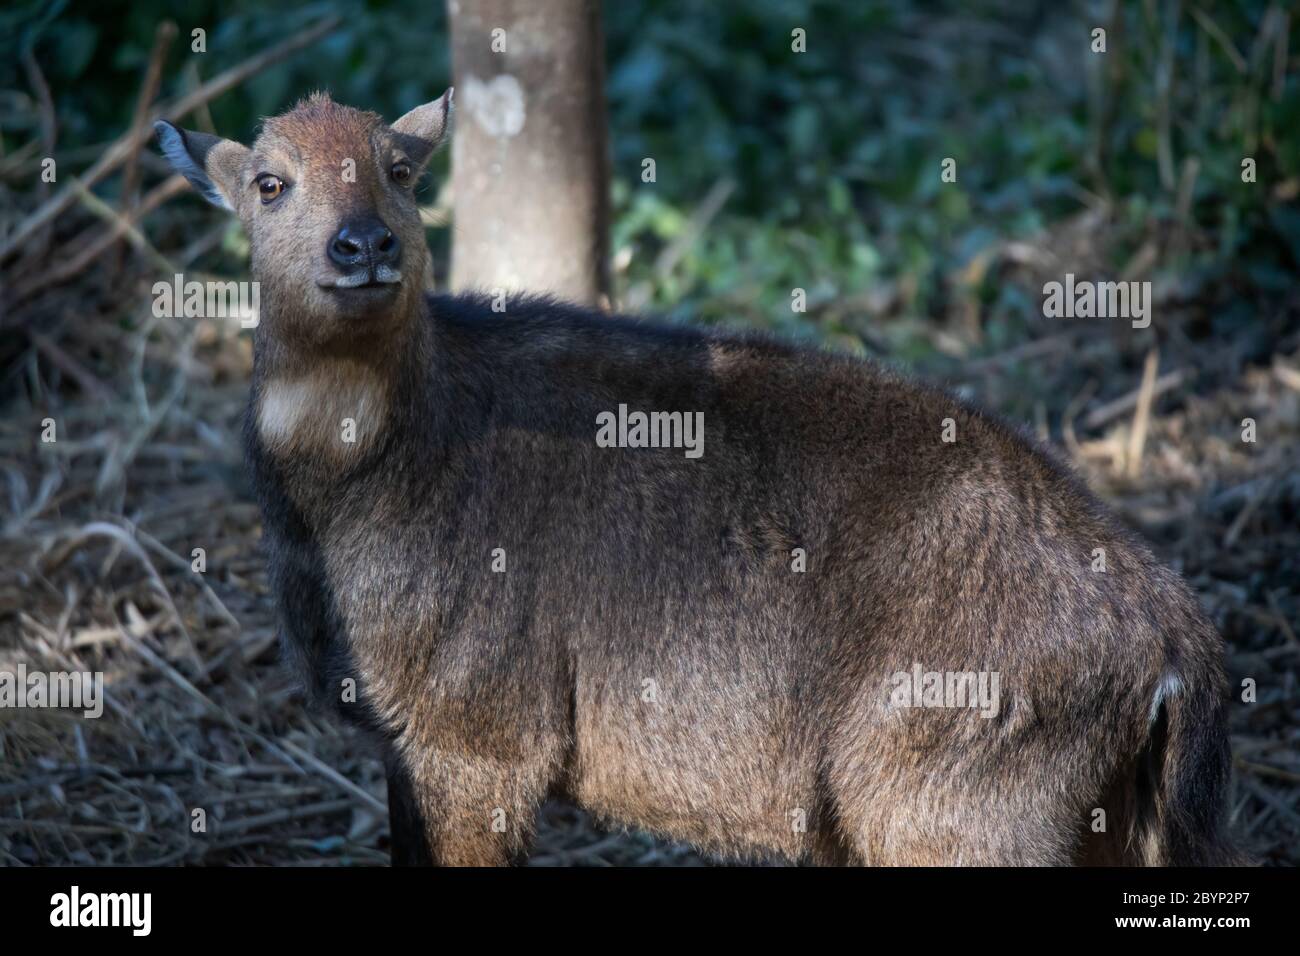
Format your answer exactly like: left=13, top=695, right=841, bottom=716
left=1135, top=664, right=1249, bottom=866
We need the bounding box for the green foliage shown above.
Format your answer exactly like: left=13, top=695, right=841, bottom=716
left=603, top=0, right=1299, bottom=349
left=1, top=1, right=453, bottom=193
left=2, top=0, right=451, bottom=139
left=3, top=0, right=1295, bottom=354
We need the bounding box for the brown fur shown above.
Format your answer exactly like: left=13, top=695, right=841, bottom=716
left=157, top=94, right=1244, bottom=867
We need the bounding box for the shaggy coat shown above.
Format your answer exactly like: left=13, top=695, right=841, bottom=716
left=158, top=93, right=1242, bottom=866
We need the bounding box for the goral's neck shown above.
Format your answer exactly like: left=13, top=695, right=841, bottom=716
left=249, top=313, right=422, bottom=470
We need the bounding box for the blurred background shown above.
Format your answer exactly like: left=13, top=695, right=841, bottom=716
left=0, top=0, right=1297, bottom=865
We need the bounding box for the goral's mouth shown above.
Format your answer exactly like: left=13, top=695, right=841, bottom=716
left=318, top=264, right=402, bottom=291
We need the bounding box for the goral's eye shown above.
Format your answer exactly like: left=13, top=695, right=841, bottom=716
left=256, top=174, right=285, bottom=203
left=391, top=161, right=412, bottom=184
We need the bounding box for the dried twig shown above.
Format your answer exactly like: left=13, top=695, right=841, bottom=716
left=11, top=175, right=187, bottom=303
left=1083, top=368, right=1186, bottom=430
left=120, top=22, right=179, bottom=227
left=1125, top=349, right=1159, bottom=479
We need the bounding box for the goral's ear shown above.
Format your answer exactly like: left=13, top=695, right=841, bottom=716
left=390, top=88, right=454, bottom=169
left=153, top=121, right=251, bottom=211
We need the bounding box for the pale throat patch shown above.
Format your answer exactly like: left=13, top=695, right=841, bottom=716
left=257, top=364, right=389, bottom=457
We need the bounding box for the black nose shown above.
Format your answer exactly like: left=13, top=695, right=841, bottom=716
left=328, top=217, right=400, bottom=269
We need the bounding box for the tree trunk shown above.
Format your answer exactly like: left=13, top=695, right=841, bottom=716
left=448, top=0, right=610, bottom=306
